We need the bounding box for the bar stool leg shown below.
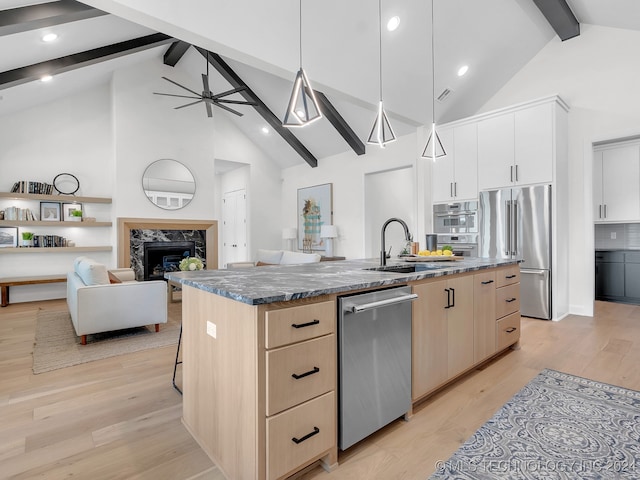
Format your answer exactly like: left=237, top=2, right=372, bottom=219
left=172, top=324, right=183, bottom=395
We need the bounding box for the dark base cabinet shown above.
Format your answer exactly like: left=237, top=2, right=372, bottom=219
left=596, top=250, right=640, bottom=304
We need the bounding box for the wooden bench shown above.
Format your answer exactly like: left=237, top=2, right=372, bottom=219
left=0, top=274, right=67, bottom=307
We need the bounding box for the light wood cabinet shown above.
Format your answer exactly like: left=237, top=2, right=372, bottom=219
left=495, top=265, right=521, bottom=348
left=182, top=287, right=337, bottom=480
left=474, top=271, right=496, bottom=363
left=432, top=123, right=478, bottom=203
left=412, top=273, right=474, bottom=400
left=593, top=144, right=640, bottom=222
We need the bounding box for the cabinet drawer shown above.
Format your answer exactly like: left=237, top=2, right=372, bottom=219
left=265, top=301, right=335, bottom=349
left=496, top=283, right=520, bottom=319
left=496, top=312, right=521, bottom=351
left=266, top=335, right=336, bottom=416
left=496, top=265, right=520, bottom=288
left=595, top=251, right=624, bottom=263
left=267, top=391, right=335, bottom=480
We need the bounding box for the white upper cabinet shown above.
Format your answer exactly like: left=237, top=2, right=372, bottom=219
left=431, top=123, right=478, bottom=203
left=477, top=98, right=564, bottom=191
left=477, top=114, right=514, bottom=190
left=514, top=102, right=554, bottom=186
left=593, top=144, right=640, bottom=222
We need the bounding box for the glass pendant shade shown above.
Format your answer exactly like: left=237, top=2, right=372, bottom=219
left=422, top=123, right=446, bottom=158
left=283, top=67, right=322, bottom=127
left=367, top=101, right=396, bottom=147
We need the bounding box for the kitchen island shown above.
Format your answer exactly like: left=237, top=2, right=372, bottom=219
left=166, top=257, right=521, bottom=480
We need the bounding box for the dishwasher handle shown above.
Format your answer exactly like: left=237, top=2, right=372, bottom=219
left=350, top=293, right=418, bottom=313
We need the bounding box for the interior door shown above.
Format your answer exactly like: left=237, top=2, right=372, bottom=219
left=222, top=189, right=247, bottom=267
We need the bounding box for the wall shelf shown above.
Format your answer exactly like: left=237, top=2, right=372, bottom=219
left=0, top=192, right=112, bottom=203
left=0, top=246, right=112, bottom=254
left=0, top=220, right=111, bottom=227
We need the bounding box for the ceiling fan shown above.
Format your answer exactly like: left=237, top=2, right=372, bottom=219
left=154, top=59, right=256, bottom=117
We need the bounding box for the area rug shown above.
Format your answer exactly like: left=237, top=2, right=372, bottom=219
left=430, top=369, right=640, bottom=479
left=32, top=305, right=181, bottom=374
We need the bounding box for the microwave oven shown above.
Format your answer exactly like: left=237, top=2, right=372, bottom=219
left=433, top=201, right=478, bottom=234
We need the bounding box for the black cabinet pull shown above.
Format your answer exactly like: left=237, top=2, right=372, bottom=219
left=506, top=298, right=517, bottom=303
left=505, top=327, right=517, bottom=333
left=506, top=274, right=517, bottom=279
left=292, top=367, right=320, bottom=379
left=481, top=280, right=494, bottom=285
left=444, top=288, right=451, bottom=309
left=291, top=319, right=320, bottom=329
left=292, top=426, right=320, bottom=444
left=450, top=287, right=455, bottom=308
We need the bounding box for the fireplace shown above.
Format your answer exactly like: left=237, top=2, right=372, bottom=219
left=143, top=241, right=196, bottom=281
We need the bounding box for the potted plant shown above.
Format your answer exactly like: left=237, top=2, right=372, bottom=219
left=70, top=209, right=83, bottom=222
left=21, top=231, right=34, bottom=247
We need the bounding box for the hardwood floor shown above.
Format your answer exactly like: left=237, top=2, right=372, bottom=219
left=2, top=299, right=640, bottom=479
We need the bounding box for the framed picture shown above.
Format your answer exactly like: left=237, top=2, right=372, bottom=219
left=62, top=203, right=83, bottom=221
left=40, top=202, right=61, bottom=222
left=0, top=227, right=18, bottom=248
left=297, top=183, right=333, bottom=251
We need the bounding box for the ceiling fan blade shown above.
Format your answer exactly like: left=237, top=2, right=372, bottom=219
left=211, top=86, right=246, bottom=100
left=215, top=99, right=257, bottom=106
left=154, top=92, right=202, bottom=100
left=161, top=76, right=201, bottom=97
left=205, top=102, right=213, bottom=118
left=201, top=74, right=211, bottom=95
left=175, top=99, right=204, bottom=110
left=213, top=102, right=244, bottom=117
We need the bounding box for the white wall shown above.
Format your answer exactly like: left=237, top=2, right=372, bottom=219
left=0, top=85, right=113, bottom=303
left=281, top=133, right=420, bottom=260
left=479, top=24, right=640, bottom=317
left=213, top=114, right=283, bottom=261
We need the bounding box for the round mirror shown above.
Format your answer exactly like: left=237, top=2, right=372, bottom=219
left=142, top=159, right=195, bottom=210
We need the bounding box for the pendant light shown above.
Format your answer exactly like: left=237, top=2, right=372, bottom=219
left=283, top=0, right=322, bottom=128
left=422, top=0, right=446, bottom=159
left=367, top=0, right=396, bottom=147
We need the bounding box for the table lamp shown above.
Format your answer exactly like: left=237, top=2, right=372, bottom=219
left=320, top=225, right=338, bottom=257
left=282, top=227, right=297, bottom=251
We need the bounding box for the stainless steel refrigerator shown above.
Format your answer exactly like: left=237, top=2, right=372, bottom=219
left=479, top=184, right=552, bottom=320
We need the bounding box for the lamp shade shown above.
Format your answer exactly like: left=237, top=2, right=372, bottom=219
left=282, top=227, right=297, bottom=240
left=320, top=225, right=338, bottom=238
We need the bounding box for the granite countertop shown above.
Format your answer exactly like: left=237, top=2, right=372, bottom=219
left=165, top=257, right=520, bottom=305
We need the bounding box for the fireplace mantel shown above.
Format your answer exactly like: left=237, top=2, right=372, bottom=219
left=117, top=218, right=218, bottom=270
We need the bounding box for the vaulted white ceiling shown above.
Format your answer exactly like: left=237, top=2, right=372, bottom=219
left=3, top=0, right=640, bottom=169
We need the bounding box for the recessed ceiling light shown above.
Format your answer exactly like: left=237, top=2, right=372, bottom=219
left=42, top=33, right=58, bottom=42
left=41, top=75, right=53, bottom=82
left=261, top=126, right=269, bottom=134
left=457, top=65, right=469, bottom=77
left=387, top=16, right=400, bottom=32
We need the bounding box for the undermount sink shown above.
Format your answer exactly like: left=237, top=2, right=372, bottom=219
left=365, top=264, right=418, bottom=273
left=364, top=263, right=446, bottom=273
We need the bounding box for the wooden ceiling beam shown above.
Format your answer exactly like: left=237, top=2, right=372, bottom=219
left=0, top=33, right=173, bottom=90
left=163, top=41, right=191, bottom=67
left=532, top=0, right=580, bottom=41
left=196, top=47, right=318, bottom=168
left=314, top=91, right=365, bottom=156
left=0, top=0, right=107, bottom=37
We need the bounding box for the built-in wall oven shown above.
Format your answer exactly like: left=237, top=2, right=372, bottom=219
left=433, top=201, right=478, bottom=257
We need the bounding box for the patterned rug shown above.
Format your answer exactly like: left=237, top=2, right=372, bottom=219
left=430, top=369, right=640, bottom=479
left=32, top=302, right=181, bottom=374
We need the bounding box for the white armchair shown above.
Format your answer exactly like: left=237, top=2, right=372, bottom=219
left=227, top=249, right=321, bottom=269
left=66, top=257, right=167, bottom=345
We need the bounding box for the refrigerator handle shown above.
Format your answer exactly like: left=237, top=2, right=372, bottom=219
left=505, top=201, right=511, bottom=256
left=512, top=205, right=518, bottom=256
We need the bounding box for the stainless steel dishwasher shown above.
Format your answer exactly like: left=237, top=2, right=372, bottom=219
left=338, top=285, right=417, bottom=450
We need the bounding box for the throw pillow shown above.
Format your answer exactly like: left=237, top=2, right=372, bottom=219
left=75, top=257, right=110, bottom=286
left=256, top=249, right=284, bottom=264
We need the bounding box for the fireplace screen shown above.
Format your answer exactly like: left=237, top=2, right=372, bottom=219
left=143, top=241, right=196, bottom=281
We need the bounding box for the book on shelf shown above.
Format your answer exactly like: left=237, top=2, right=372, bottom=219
left=9, top=180, right=54, bottom=195
left=2, top=206, right=36, bottom=221
left=33, top=235, right=67, bottom=248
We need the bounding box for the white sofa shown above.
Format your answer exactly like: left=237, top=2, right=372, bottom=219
left=66, top=256, right=168, bottom=345
left=227, top=249, right=321, bottom=268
